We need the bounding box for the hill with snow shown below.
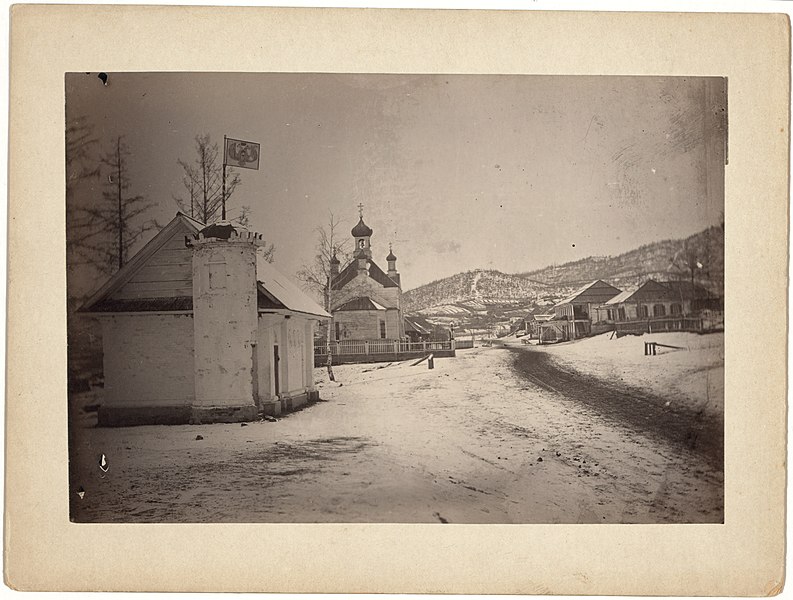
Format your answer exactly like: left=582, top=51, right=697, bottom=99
left=402, top=225, right=724, bottom=317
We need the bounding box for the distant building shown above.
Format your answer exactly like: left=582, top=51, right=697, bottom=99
left=329, top=210, right=405, bottom=340
left=404, top=315, right=451, bottom=342
left=603, top=279, right=722, bottom=334
left=81, top=213, right=330, bottom=426
left=538, top=280, right=622, bottom=342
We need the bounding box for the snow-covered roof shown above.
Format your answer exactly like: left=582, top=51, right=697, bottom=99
left=555, top=280, right=621, bottom=307
left=604, top=290, right=635, bottom=305
left=333, top=296, right=389, bottom=312
left=256, top=255, right=330, bottom=319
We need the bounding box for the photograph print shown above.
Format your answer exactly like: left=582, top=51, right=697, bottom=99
left=66, top=73, right=726, bottom=524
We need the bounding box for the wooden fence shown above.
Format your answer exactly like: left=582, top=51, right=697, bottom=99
left=614, top=317, right=704, bottom=335
left=314, top=339, right=457, bottom=366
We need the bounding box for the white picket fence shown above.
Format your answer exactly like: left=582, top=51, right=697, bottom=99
left=314, top=339, right=456, bottom=357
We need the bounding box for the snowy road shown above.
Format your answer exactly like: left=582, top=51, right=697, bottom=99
left=507, top=343, right=724, bottom=470
left=71, top=344, right=723, bottom=523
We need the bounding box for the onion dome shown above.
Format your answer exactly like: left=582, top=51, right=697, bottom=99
left=351, top=217, right=373, bottom=238
left=198, top=220, right=241, bottom=240
left=386, top=249, right=397, bottom=262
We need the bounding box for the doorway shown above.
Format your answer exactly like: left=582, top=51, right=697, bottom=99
left=273, top=344, right=280, bottom=396
left=251, top=343, right=259, bottom=406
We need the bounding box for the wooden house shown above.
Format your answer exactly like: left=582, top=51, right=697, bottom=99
left=604, top=279, right=722, bottom=334
left=538, top=280, right=621, bottom=342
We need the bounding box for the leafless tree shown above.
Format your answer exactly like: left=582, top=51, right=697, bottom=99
left=668, top=239, right=703, bottom=286
left=174, top=134, right=241, bottom=224
left=69, top=135, right=159, bottom=275
left=297, top=212, right=352, bottom=380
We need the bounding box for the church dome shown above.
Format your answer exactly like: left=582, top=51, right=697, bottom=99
left=351, top=217, right=373, bottom=238
left=386, top=249, right=397, bottom=261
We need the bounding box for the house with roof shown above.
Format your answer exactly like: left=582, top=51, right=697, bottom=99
left=81, top=213, right=330, bottom=426
left=329, top=209, right=405, bottom=341
left=537, top=280, right=622, bottom=342
left=603, top=279, right=722, bottom=334
left=404, top=315, right=452, bottom=343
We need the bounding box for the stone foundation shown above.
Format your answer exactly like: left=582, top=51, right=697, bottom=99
left=262, top=390, right=320, bottom=417
left=190, top=405, right=258, bottom=424
left=98, top=405, right=192, bottom=427
left=97, top=403, right=258, bottom=427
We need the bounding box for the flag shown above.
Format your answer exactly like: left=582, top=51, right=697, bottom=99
left=224, top=137, right=260, bottom=170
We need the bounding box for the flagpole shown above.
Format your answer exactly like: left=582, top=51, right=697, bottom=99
left=222, top=134, right=227, bottom=221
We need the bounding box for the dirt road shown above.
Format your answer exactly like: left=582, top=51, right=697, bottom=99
left=71, top=344, right=723, bottom=523
left=507, top=343, right=724, bottom=470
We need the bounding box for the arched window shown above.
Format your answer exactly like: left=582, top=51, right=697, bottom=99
left=653, top=304, right=666, bottom=317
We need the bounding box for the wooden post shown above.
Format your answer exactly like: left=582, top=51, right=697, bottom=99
left=428, top=354, right=434, bottom=370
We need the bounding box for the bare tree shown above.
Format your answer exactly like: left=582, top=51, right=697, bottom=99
left=297, top=212, right=352, bottom=381
left=668, top=239, right=703, bottom=286
left=66, top=117, right=100, bottom=194
left=70, top=135, right=159, bottom=275
left=175, top=134, right=241, bottom=224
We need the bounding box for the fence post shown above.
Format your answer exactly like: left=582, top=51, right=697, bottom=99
left=364, top=341, right=369, bottom=355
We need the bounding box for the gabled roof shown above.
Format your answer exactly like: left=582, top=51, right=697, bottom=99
left=620, top=279, right=716, bottom=304
left=604, top=290, right=635, bottom=305
left=334, top=296, right=387, bottom=312
left=81, top=212, right=201, bottom=312
left=82, top=212, right=330, bottom=319
left=331, top=260, right=398, bottom=291
left=404, top=316, right=432, bottom=335
left=256, top=256, right=330, bottom=318
left=661, top=280, right=716, bottom=300
left=556, top=280, right=622, bottom=306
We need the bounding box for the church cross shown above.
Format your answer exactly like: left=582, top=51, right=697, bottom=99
left=357, top=203, right=364, bottom=218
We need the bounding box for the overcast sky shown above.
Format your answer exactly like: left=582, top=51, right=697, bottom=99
left=66, top=73, right=726, bottom=290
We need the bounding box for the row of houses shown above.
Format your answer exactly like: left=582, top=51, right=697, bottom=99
left=520, top=279, right=722, bottom=343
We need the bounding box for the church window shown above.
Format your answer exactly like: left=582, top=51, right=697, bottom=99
left=380, top=320, right=386, bottom=339
left=335, top=322, right=340, bottom=340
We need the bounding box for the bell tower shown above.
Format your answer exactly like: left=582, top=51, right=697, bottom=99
left=351, top=203, right=373, bottom=259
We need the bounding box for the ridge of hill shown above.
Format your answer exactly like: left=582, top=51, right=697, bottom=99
left=402, top=225, right=723, bottom=316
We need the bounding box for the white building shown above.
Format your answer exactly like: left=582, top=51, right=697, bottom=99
left=81, top=213, right=330, bottom=426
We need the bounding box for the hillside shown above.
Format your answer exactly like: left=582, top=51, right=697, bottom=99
left=403, top=225, right=724, bottom=316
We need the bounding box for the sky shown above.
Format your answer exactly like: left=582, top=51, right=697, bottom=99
left=66, top=72, right=726, bottom=291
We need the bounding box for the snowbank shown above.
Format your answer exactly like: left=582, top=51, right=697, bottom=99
left=528, top=332, right=724, bottom=417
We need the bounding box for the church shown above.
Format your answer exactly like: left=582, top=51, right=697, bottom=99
left=81, top=213, right=330, bottom=426
left=329, top=208, right=405, bottom=341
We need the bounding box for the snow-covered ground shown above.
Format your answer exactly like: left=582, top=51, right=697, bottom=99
left=70, top=342, right=723, bottom=524
left=512, top=332, right=724, bottom=418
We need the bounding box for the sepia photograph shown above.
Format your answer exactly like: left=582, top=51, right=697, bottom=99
left=66, top=72, right=726, bottom=524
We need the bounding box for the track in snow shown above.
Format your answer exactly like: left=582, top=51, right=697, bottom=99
left=506, top=344, right=724, bottom=471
